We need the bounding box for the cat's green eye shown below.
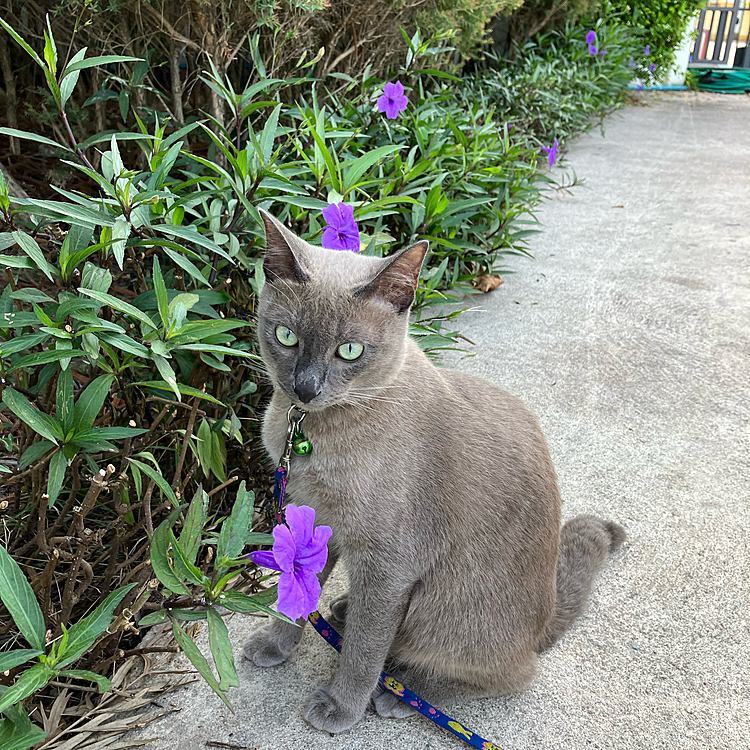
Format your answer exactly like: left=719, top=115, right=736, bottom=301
left=275, top=325, right=299, bottom=347
left=337, top=342, right=364, bottom=361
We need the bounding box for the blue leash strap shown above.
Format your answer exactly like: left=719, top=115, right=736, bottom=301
left=307, top=611, right=502, bottom=750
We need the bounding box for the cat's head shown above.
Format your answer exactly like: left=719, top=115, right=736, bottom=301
left=257, top=210, right=428, bottom=411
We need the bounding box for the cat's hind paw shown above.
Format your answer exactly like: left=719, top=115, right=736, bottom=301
left=372, top=686, right=417, bottom=719
left=241, top=622, right=301, bottom=667
left=304, top=684, right=363, bottom=734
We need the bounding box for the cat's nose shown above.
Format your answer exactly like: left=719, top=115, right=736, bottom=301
left=293, top=376, right=321, bottom=403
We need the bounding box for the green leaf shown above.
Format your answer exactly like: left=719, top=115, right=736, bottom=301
left=160, top=246, right=211, bottom=289
left=151, top=353, right=180, bottom=401
left=342, top=145, right=403, bottom=194
left=18, top=440, right=55, bottom=471
left=62, top=54, right=141, bottom=76
left=78, top=289, right=158, bottom=331
left=138, top=610, right=168, bottom=627
left=97, top=332, right=149, bottom=358
left=0, top=333, right=50, bottom=358
left=179, top=487, right=207, bottom=565
left=152, top=256, right=169, bottom=331
left=56, top=583, right=136, bottom=668
left=56, top=367, right=74, bottom=435
left=60, top=48, right=86, bottom=110
left=171, top=621, right=232, bottom=711
left=7, top=347, right=83, bottom=372
left=169, top=532, right=204, bottom=587
left=9, top=289, right=55, bottom=304
left=0, top=691, right=47, bottom=750
left=132, top=381, right=226, bottom=407
left=207, top=607, right=238, bottom=691
left=73, top=374, right=114, bottom=431
left=0, top=546, right=45, bottom=651
left=0, top=19, right=44, bottom=69
left=46, top=451, right=67, bottom=508
left=0, top=256, right=35, bottom=270
left=128, top=458, right=177, bottom=507
left=195, top=420, right=212, bottom=480
left=56, top=669, right=111, bottom=694
left=12, top=232, right=57, bottom=282
left=2, top=388, right=60, bottom=445
left=0, top=664, right=54, bottom=714
left=0, top=649, right=43, bottom=674
left=216, top=481, right=254, bottom=562
left=150, top=518, right=189, bottom=596
left=72, top=426, right=146, bottom=443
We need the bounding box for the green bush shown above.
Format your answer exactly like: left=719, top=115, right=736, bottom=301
left=606, top=0, right=704, bottom=79
left=474, top=14, right=641, bottom=148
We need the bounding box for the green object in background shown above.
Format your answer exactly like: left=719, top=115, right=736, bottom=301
left=693, top=67, right=750, bottom=93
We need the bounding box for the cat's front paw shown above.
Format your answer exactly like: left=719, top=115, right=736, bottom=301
left=304, top=684, right=363, bottom=734
left=242, top=622, right=301, bottom=667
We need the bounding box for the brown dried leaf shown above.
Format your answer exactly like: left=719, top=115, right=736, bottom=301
left=473, top=274, right=504, bottom=293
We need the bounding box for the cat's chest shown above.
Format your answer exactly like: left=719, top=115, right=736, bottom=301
left=262, top=402, right=376, bottom=533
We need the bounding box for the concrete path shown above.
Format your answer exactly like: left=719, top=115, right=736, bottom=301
left=131, top=92, right=750, bottom=750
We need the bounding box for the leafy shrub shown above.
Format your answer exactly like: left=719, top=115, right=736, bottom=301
left=606, top=0, right=704, bottom=80
left=473, top=15, right=641, bottom=148
left=0, top=17, right=555, bottom=736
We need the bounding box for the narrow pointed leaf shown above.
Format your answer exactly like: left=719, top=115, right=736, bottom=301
left=56, top=669, right=111, bottom=694
left=179, top=488, right=207, bottom=565
left=0, top=664, right=53, bottom=714
left=56, top=583, right=136, bottom=668
left=150, top=519, right=189, bottom=596
left=73, top=374, right=114, bottom=431
left=171, top=621, right=232, bottom=710
left=46, top=450, right=67, bottom=507
left=207, top=607, right=239, bottom=690
left=0, top=649, right=43, bottom=673
left=2, top=388, right=59, bottom=445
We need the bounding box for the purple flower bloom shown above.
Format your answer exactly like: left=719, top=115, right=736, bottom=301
left=628, top=57, right=635, bottom=68
left=250, top=504, right=332, bottom=621
left=321, top=202, right=360, bottom=252
left=377, top=81, right=409, bottom=120
left=649, top=63, right=656, bottom=72
left=638, top=84, right=645, bottom=92
left=600, top=48, right=607, bottom=56
left=644, top=45, right=650, bottom=55
left=588, top=44, right=598, bottom=55
left=585, top=30, right=596, bottom=45
left=541, top=138, right=558, bottom=168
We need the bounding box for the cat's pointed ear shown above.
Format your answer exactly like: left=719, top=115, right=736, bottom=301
left=259, top=209, right=309, bottom=283
left=355, top=240, right=429, bottom=314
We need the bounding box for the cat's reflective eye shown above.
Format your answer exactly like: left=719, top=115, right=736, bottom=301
left=337, top=342, right=364, bottom=361
left=275, top=325, right=299, bottom=347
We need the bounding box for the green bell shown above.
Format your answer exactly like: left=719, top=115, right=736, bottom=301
left=292, top=433, right=313, bottom=455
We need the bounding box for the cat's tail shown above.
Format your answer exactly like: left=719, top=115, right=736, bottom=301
left=539, top=514, right=626, bottom=651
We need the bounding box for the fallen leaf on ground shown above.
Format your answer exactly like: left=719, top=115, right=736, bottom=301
left=473, top=274, right=504, bottom=293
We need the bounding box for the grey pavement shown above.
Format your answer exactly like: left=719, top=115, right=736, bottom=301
left=130, top=92, right=750, bottom=750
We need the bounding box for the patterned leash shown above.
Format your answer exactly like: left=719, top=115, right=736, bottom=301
left=270, top=406, right=503, bottom=750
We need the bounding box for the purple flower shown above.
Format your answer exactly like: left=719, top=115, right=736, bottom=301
left=600, top=48, right=607, bottom=56
left=588, top=44, right=598, bottom=55
left=250, top=504, right=332, bottom=621
left=649, top=63, right=656, bottom=72
left=541, top=138, right=558, bottom=168
left=377, top=81, right=409, bottom=120
left=628, top=57, right=635, bottom=68
left=321, top=202, right=360, bottom=252
left=585, top=30, right=596, bottom=45
left=638, top=84, right=645, bottom=92
left=644, top=45, right=650, bottom=55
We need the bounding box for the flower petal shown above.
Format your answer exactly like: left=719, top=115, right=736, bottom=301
left=276, top=569, right=308, bottom=621
left=250, top=549, right=279, bottom=570
left=322, top=202, right=344, bottom=228
left=271, top=522, right=297, bottom=572
left=296, top=524, right=332, bottom=573
left=392, top=80, right=404, bottom=97
left=297, top=566, right=323, bottom=618
left=285, top=504, right=315, bottom=550
left=322, top=225, right=346, bottom=250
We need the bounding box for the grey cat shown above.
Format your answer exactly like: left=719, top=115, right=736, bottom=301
left=242, top=210, right=626, bottom=734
